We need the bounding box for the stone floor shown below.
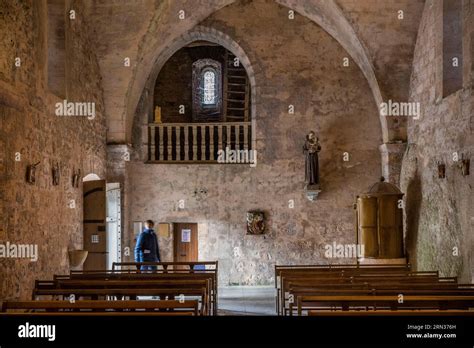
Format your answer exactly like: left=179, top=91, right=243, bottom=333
left=217, top=286, right=276, bottom=316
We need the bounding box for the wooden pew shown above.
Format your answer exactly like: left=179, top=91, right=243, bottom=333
left=35, top=278, right=214, bottom=314
left=308, top=310, right=474, bottom=316
left=35, top=262, right=218, bottom=315
left=98, top=261, right=218, bottom=315
left=296, top=295, right=474, bottom=315
left=275, top=264, right=473, bottom=316
left=111, top=260, right=218, bottom=309
left=112, top=261, right=218, bottom=271
left=277, top=268, right=440, bottom=315
left=281, top=276, right=459, bottom=315
left=1, top=300, right=199, bottom=316
left=45, top=278, right=210, bottom=316
left=288, top=285, right=474, bottom=315
left=275, top=264, right=412, bottom=314
left=33, top=287, right=209, bottom=314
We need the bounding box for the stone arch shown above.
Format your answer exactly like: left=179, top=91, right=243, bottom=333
left=133, top=26, right=262, bottom=154
left=124, top=0, right=388, bottom=145
left=275, top=0, right=387, bottom=142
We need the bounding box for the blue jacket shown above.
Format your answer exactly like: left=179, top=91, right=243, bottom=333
left=134, top=228, right=161, bottom=262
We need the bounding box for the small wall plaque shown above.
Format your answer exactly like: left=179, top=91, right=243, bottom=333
left=158, top=223, right=171, bottom=238
left=246, top=211, right=266, bottom=235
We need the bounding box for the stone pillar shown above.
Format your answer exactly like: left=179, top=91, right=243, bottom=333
left=379, top=142, right=407, bottom=186
left=107, top=144, right=132, bottom=183
left=107, top=144, right=133, bottom=261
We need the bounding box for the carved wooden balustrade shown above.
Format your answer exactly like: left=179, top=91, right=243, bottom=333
left=147, top=122, right=252, bottom=163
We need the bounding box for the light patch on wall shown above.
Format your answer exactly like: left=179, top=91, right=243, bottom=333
left=158, top=223, right=171, bottom=238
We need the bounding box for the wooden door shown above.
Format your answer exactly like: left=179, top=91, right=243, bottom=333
left=173, top=223, right=198, bottom=262
left=83, top=180, right=107, bottom=270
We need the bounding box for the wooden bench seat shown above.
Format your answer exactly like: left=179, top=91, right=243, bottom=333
left=275, top=264, right=414, bottom=315
left=33, top=262, right=219, bottom=315
left=65, top=262, right=218, bottom=315
left=1, top=312, right=196, bottom=316
left=275, top=264, right=471, bottom=316
left=297, top=295, right=474, bottom=315
left=288, top=286, right=474, bottom=315
left=308, top=309, right=474, bottom=316
left=1, top=300, right=200, bottom=316
left=279, top=273, right=453, bottom=315
left=40, top=279, right=210, bottom=315
left=33, top=287, right=209, bottom=315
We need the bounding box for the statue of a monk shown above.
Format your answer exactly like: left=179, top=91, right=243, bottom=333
left=303, top=131, right=321, bottom=187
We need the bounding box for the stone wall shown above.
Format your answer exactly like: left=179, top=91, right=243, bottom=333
left=127, top=0, right=383, bottom=286
left=154, top=46, right=228, bottom=123
left=0, top=0, right=106, bottom=300
left=400, top=0, right=473, bottom=282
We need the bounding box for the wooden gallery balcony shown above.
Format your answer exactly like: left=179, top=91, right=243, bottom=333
left=146, top=122, right=253, bottom=163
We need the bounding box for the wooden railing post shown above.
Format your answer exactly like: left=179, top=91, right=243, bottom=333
left=243, top=124, right=249, bottom=151
left=158, top=126, right=163, bottom=161
left=150, top=126, right=156, bottom=161
left=226, top=125, right=231, bottom=150
left=235, top=125, right=240, bottom=151
left=192, top=125, right=198, bottom=161
left=209, top=125, right=215, bottom=161
left=176, top=126, right=181, bottom=161
left=201, top=126, right=206, bottom=161
left=167, top=126, right=173, bottom=161
left=184, top=126, right=189, bottom=161
left=217, top=125, right=223, bottom=154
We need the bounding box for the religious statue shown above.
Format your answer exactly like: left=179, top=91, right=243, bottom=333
left=154, top=106, right=162, bottom=123
left=303, top=131, right=321, bottom=187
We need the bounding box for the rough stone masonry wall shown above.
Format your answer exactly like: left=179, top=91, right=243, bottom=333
left=0, top=0, right=106, bottom=300
left=128, top=0, right=383, bottom=286
left=400, top=0, right=473, bottom=282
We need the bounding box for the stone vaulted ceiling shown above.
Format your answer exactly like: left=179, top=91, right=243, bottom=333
left=82, top=0, right=426, bottom=145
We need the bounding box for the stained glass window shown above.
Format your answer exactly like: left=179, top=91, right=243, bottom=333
left=202, top=70, right=216, bottom=105
left=192, top=59, right=222, bottom=120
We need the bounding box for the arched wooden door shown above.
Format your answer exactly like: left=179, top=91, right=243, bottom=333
left=83, top=180, right=107, bottom=270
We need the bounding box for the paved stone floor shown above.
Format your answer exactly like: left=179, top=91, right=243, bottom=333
left=218, top=286, right=276, bottom=316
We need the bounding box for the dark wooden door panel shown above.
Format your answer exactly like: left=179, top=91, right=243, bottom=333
left=83, top=180, right=106, bottom=270
left=173, top=223, right=198, bottom=263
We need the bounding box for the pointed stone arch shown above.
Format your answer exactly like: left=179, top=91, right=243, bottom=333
left=132, top=26, right=262, bottom=160
left=123, top=0, right=389, bottom=144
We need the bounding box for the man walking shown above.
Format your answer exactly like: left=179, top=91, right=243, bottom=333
left=134, top=220, right=161, bottom=271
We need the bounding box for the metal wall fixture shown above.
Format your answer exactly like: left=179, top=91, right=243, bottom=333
left=437, top=161, right=446, bottom=179
left=459, top=155, right=470, bottom=176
